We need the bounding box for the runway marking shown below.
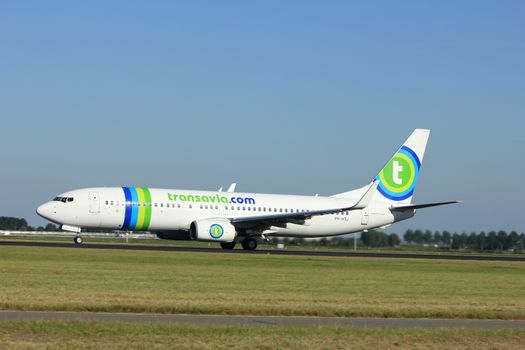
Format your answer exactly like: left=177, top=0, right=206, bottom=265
left=0, top=311, right=524, bottom=328
left=1, top=240, right=524, bottom=261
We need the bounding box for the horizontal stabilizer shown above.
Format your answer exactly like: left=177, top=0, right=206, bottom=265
left=390, top=201, right=460, bottom=211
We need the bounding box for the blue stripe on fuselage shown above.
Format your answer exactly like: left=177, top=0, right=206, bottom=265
left=122, top=187, right=132, bottom=230
left=129, top=187, right=139, bottom=230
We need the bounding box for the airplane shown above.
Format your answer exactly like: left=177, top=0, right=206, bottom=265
left=36, top=129, right=458, bottom=250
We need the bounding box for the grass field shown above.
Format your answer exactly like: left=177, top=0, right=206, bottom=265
left=0, top=246, right=524, bottom=320
left=0, top=321, right=523, bottom=349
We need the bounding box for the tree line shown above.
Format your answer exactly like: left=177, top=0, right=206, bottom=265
left=274, top=229, right=525, bottom=252
left=0, top=217, right=57, bottom=232
left=403, top=229, right=525, bottom=251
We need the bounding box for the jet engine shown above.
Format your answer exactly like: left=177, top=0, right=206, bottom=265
left=190, top=218, right=237, bottom=242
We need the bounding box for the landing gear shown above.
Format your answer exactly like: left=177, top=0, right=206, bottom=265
left=241, top=238, right=258, bottom=250
left=73, top=236, right=83, bottom=245
left=220, top=241, right=236, bottom=250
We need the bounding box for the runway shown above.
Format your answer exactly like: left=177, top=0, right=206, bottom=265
left=1, top=240, right=524, bottom=261
left=0, top=311, right=523, bottom=329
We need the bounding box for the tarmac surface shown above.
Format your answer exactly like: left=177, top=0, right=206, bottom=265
left=1, top=240, right=524, bottom=261
left=0, top=311, right=524, bottom=328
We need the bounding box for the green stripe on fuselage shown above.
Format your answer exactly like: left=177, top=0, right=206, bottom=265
left=143, top=188, right=152, bottom=230
left=136, top=188, right=146, bottom=230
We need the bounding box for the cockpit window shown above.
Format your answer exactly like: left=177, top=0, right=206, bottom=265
left=53, top=197, right=74, bottom=203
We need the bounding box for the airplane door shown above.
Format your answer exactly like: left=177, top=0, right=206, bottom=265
left=89, top=192, right=100, bottom=214
left=360, top=208, right=369, bottom=225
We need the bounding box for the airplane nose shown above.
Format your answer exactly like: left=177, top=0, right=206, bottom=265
left=36, top=202, right=54, bottom=220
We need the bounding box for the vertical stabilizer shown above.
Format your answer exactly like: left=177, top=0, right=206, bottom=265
left=374, top=129, right=430, bottom=204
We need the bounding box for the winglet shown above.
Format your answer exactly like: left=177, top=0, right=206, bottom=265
left=227, top=183, right=237, bottom=192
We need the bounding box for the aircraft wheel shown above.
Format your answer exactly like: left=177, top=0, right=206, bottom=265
left=74, top=236, right=83, bottom=245
left=241, top=238, right=257, bottom=250
left=220, top=242, right=236, bottom=250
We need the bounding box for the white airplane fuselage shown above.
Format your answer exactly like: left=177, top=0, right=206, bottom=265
left=36, top=187, right=411, bottom=238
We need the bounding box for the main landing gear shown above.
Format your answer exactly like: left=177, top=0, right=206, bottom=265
left=73, top=236, right=83, bottom=245
left=219, top=238, right=258, bottom=250
left=241, top=238, right=257, bottom=251
left=220, top=242, right=236, bottom=250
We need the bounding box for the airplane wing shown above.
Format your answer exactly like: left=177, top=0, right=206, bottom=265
left=230, top=182, right=378, bottom=229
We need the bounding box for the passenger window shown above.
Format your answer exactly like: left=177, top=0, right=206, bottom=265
left=105, top=201, right=109, bottom=205
left=110, top=201, right=114, bottom=205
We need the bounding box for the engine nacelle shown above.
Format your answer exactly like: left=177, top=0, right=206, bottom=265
left=190, top=218, right=237, bottom=242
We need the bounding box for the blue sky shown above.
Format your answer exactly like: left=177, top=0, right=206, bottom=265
left=0, top=1, right=523, bottom=234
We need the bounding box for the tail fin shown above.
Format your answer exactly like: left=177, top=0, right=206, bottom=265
left=374, top=129, right=430, bottom=204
